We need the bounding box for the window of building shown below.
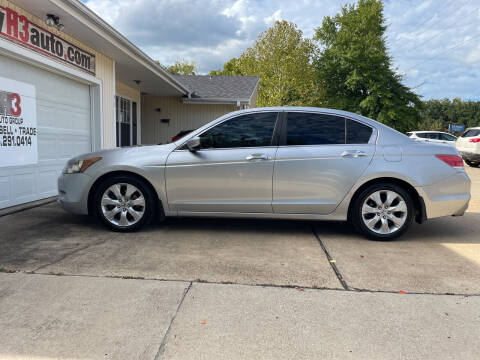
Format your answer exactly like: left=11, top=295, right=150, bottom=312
left=116, top=96, right=137, bottom=147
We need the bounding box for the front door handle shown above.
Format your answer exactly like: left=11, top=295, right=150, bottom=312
left=246, top=153, right=270, bottom=161
left=341, top=150, right=368, bottom=158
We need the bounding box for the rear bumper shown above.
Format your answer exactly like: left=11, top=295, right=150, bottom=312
left=57, top=173, right=92, bottom=215
left=416, top=171, right=471, bottom=219
left=459, top=151, right=480, bottom=162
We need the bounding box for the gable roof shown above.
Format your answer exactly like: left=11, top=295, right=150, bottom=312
left=174, top=75, right=260, bottom=105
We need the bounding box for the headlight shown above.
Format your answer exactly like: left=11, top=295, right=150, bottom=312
left=63, top=157, right=102, bottom=174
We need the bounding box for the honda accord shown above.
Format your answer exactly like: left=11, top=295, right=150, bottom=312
left=58, top=107, right=471, bottom=240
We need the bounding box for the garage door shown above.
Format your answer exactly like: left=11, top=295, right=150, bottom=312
left=0, top=55, right=91, bottom=209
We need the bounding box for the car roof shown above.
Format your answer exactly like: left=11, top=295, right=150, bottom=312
left=410, top=131, right=450, bottom=134
left=228, top=106, right=384, bottom=129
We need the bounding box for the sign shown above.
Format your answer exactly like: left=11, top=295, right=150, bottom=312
left=0, top=6, right=95, bottom=74
left=449, top=124, right=465, bottom=133
left=0, top=77, right=37, bottom=167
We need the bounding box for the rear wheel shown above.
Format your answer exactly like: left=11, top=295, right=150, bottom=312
left=465, top=159, right=480, bottom=167
left=350, top=183, right=414, bottom=241
left=94, top=175, right=155, bottom=231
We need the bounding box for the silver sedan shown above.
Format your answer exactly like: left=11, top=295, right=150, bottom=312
left=58, top=107, right=471, bottom=240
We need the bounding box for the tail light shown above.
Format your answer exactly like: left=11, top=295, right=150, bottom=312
left=171, top=135, right=180, bottom=142
left=469, top=138, right=480, bottom=143
left=435, top=155, right=464, bottom=168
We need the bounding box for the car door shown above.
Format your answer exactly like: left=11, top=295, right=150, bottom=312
left=426, top=132, right=443, bottom=144
left=439, top=133, right=457, bottom=146
left=273, top=112, right=375, bottom=214
left=165, top=111, right=280, bottom=213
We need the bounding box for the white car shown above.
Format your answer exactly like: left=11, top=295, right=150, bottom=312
left=407, top=131, right=457, bottom=146
left=456, top=127, right=480, bottom=167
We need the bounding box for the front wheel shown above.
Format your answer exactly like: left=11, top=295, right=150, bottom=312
left=350, top=183, right=414, bottom=241
left=94, top=175, right=155, bottom=232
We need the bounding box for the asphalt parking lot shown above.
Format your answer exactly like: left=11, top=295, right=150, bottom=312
left=0, top=167, right=479, bottom=359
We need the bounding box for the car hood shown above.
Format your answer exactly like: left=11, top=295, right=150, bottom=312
left=69, top=143, right=176, bottom=163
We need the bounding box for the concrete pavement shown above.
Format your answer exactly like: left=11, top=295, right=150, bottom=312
left=0, top=272, right=189, bottom=359
left=162, top=283, right=480, bottom=360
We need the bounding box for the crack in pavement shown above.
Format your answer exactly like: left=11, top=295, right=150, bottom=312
left=153, top=281, right=193, bottom=360
left=11, top=271, right=480, bottom=297
left=311, top=226, right=350, bottom=290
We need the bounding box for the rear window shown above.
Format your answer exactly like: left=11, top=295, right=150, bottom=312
left=461, top=129, right=480, bottom=138
left=346, top=119, right=373, bottom=144
left=286, top=113, right=345, bottom=145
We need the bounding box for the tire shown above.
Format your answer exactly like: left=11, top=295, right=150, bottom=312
left=94, top=175, right=155, bottom=232
left=350, top=183, right=414, bottom=241
left=465, top=159, right=480, bottom=167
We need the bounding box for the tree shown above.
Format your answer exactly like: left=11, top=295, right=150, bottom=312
left=211, top=21, right=322, bottom=106
left=167, top=60, right=198, bottom=75
left=420, top=98, right=480, bottom=130
left=209, top=58, right=244, bottom=76
left=314, top=0, right=422, bottom=132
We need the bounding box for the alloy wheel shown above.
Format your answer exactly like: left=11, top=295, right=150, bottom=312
left=361, top=190, right=408, bottom=235
left=101, top=183, right=146, bottom=227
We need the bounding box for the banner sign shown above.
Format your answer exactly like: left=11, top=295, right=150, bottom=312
left=449, top=124, right=465, bottom=133
left=0, top=6, right=95, bottom=74
left=0, top=77, right=37, bottom=167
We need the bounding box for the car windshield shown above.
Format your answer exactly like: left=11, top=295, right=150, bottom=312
left=461, top=129, right=480, bottom=137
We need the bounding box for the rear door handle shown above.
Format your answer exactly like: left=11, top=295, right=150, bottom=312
left=341, top=150, right=368, bottom=158
left=246, top=153, right=270, bottom=161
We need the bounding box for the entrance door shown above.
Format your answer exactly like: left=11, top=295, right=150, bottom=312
left=273, top=112, right=375, bottom=214
left=166, top=111, right=280, bottom=213
left=116, top=96, right=137, bottom=146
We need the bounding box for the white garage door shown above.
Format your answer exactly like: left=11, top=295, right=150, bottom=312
left=0, top=55, right=92, bottom=209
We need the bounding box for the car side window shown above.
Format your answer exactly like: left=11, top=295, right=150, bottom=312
left=417, top=133, right=427, bottom=139
left=286, top=113, right=345, bottom=145
left=441, top=133, right=455, bottom=141
left=198, top=112, right=278, bottom=149
left=428, top=133, right=440, bottom=140
left=346, top=119, right=373, bottom=144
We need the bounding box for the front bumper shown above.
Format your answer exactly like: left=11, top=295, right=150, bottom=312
left=416, top=171, right=471, bottom=219
left=57, top=172, right=93, bottom=215
left=459, top=151, right=480, bottom=162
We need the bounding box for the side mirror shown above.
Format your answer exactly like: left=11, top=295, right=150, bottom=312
left=186, top=136, right=201, bottom=152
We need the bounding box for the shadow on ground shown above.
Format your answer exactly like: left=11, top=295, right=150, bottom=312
left=0, top=203, right=339, bottom=288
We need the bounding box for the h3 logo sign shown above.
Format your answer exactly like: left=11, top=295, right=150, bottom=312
left=0, top=90, right=22, bottom=117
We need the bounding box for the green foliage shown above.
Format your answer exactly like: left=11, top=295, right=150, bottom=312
left=313, top=0, right=422, bottom=132
left=209, top=58, right=244, bottom=76
left=167, top=60, right=198, bottom=75
left=420, top=98, right=480, bottom=131
left=210, top=21, right=322, bottom=107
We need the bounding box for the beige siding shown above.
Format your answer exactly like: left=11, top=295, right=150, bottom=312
left=1, top=0, right=116, bottom=148
left=97, top=55, right=116, bottom=148
left=142, top=96, right=236, bottom=144
left=116, top=81, right=140, bottom=103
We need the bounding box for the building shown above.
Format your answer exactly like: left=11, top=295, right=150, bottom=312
left=0, top=0, right=259, bottom=209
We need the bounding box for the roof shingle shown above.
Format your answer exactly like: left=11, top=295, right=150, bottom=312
left=173, top=75, right=259, bottom=100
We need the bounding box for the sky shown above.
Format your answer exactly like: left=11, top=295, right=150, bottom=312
left=82, top=0, right=480, bottom=101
